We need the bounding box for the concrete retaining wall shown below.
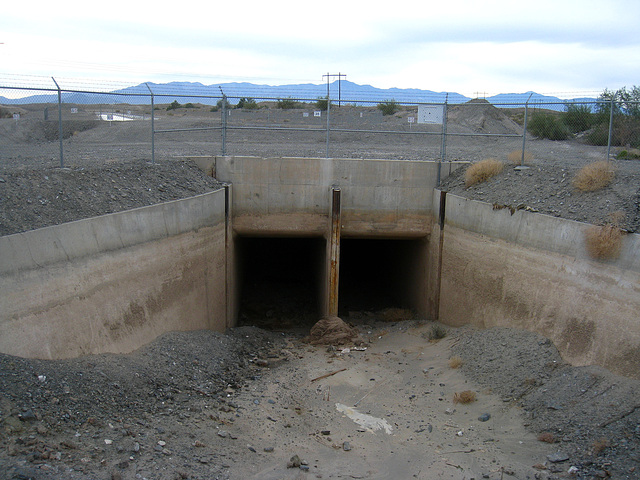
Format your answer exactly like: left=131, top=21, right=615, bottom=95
left=434, top=191, right=640, bottom=379
left=0, top=189, right=229, bottom=359
left=211, top=156, right=463, bottom=238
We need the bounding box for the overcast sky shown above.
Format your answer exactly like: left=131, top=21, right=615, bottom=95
left=2, top=0, right=639, bottom=98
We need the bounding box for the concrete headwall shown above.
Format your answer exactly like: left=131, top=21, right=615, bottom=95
left=210, top=156, right=463, bottom=238
left=433, top=191, right=640, bottom=379
left=0, top=189, right=229, bottom=359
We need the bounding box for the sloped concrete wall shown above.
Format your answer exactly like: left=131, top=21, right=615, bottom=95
left=0, top=190, right=229, bottom=359
left=434, top=191, right=640, bottom=379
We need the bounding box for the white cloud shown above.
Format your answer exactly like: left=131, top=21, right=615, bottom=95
left=1, top=0, right=639, bottom=95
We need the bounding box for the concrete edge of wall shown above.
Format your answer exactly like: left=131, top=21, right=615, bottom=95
left=0, top=188, right=227, bottom=274
left=434, top=189, right=640, bottom=271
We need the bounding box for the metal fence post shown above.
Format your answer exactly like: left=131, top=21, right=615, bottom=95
left=326, top=87, right=331, bottom=159
left=221, top=94, right=227, bottom=156
left=145, top=83, right=155, bottom=164
left=437, top=96, right=448, bottom=186
left=51, top=77, right=64, bottom=168
left=521, top=93, right=533, bottom=165
left=606, top=96, right=614, bottom=161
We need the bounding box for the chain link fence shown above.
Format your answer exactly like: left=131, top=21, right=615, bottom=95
left=1, top=77, right=638, bottom=170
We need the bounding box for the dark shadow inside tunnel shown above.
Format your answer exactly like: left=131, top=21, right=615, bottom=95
left=236, top=236, right=325, bottom=328
left=338, top=238, right=428, bottom=317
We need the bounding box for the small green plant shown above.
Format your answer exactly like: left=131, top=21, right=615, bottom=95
left=166, top=100, right=181, bottom=111
left=184, top=103, right=196, bottom=109
left=277, top=97, right=300, bottom=109
left=465, top=158, right=504, bottom=187
left=377, top=99, right=399, bottom=116
left=617, top=148, right=640, bottom=159
left=315, top=97, right=330, bottom=111
left=528, top=113, right=570, bottom=140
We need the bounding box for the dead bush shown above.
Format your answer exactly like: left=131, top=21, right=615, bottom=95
left=427, top=324, right=447, bottom=341
left=449, top=356, right=463, bottom=369
left=537, top=432, right=557, bottom=443
left=465, top=158, right=504, bottom=187
left=453, top=390, right=476, bottom=404
left=591, top=437, right=610, bottom=455
left=507, top=150, right=533, bottom=164
left=573, top=161, right=615, bottom=192
left=584, top=223, right=624, bottom=260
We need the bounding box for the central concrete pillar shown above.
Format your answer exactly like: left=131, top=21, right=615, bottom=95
left=327, top=187, right=341, bottom=317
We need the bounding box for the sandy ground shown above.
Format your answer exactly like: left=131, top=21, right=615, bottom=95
left=227, top=322, right=552, bottom=480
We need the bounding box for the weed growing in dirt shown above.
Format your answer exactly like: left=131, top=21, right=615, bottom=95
left=453, top=390, right=476, bottom=404
left=584, top=212, right=624, bottom=260
left=537, top=432, right=557, bottom=443
left=573, top=161, right=615, bottom=192
left=617, top=148, right=640, bottom=159
left=428, top=324, right=447, bottom=341
left=449, top=356, right=463, bottom=369
left=507, top=150, right=533, bottom=164
left=464, top=159, right=504, bottom=187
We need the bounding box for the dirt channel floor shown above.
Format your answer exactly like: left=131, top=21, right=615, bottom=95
left=1, top=104, right=639, bottom=479
left=1, top=319, right=639, bottom=480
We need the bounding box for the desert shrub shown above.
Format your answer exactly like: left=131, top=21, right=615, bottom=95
left=184, top=103, right=197, bottom=109
left=563, top=103, right=594, bottom=133
left=617, top=148, right=640, bottom=159
left=584, top=223, right=624, bottom=260
left=453, top=390, right=476, bottom=404
left=315, top=97, right=330, bottom=111
left=237, top=98, right=258, bottom=110
left=573, top=161, right=615, bottom=192
left=277, top=97, right=300, bottom=109
left=537, top=432, right=557, bottom=443
left=465, top=158, right=504, bottom=187
left=591, top=438, right=610, bottom=455
left=507, top=150, right=533, bottom=164
left=428, top=324, right=447, bottom=341
left=216, top=98, right=231, bottom=110
left=0, top=106, right=13, bottom=118
left=527, top=113, right=570, bottom=140
left=377, top=99, right=399, bottom=116
left=586, top=123, right=610, bottom=146
left=166, top=100, right=181, bottom=111
left=448, top=356, right=463, bottom=369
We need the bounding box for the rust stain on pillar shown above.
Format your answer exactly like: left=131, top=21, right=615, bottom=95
left=329, top=188, right=342, bottom=316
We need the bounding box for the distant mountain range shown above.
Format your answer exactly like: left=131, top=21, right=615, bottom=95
left=0, top=79, right=599, bottom=110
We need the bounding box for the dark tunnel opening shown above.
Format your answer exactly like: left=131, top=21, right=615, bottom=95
left=338, top=238, right=427, bottom=317
left=236, top=236, right=325, bottom=329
